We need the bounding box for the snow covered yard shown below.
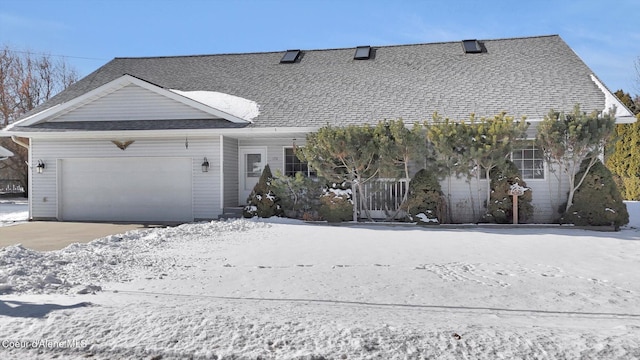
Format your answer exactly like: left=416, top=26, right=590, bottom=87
left=0, top=204, right=639, bottom=359
left=0, top=198, right=28, bottom=227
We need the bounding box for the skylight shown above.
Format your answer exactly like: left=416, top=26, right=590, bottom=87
left=280, top=50, right=301, bottom=63
left=462, top=40, right=482, bottom=54
left=354, top=46, right=371, bottom=60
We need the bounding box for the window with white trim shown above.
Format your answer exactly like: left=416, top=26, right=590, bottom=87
left=284, top=148, right=316, bottom=177
left=511, top=143, right=545, bottom=179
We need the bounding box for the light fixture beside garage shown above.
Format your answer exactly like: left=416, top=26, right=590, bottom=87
left=201, top=157, right=210, bottom=172
left=36, top=160, right=45, bottom=174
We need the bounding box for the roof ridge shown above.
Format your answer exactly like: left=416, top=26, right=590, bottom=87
left=112, top=34, right=561, bottom=60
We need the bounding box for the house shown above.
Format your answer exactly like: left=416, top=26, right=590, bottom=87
left=1, top=35, right=634, bottom=223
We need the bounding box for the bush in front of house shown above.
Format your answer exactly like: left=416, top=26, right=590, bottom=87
left=561, top=159, right=629, bottom=227
left=243, top=164, right=283, bottom=218
left=271, top=170, right=323, bottom=219
left=482, top=160, right=534, bottom=224
left=318, top=182, right=353, bottom=222
left=404, top=169, right=446, bottom=224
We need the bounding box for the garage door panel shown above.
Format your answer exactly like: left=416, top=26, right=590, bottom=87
left=60, top=158, right=193, bottom=222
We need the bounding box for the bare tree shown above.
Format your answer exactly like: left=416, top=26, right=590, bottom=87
left=0, top=46, right=78, bottom=193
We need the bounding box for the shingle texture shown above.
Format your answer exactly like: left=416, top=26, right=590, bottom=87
left=18, top=35, right=607, bottom=129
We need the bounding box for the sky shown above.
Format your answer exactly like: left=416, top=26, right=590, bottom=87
left=1, top=0, right=639, bottom=95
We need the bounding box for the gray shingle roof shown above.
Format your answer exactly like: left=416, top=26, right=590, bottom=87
left=16, top=35, right=609, bottom=130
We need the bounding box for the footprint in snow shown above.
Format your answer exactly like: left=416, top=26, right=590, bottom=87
left=494, top=271, right=514, bottom=276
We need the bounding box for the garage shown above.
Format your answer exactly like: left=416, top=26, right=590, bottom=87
left=59, top=157, right=193, bottom=222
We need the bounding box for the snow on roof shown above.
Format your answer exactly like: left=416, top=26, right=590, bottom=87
left=170, top=89, right=260, bottom=122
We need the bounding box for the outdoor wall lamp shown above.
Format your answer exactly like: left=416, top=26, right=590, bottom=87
left=36, top=160, right=45, bottom=174
left=201, top=157, right=210, bottom=172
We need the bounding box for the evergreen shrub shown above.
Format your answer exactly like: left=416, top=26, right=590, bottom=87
left=271, top=171, right=322, bottom=219
left=561, top=159, right=629, bottom=227
left=404, top=169, right=446, bottom=224
left=243, top=165, right=283, bottom=218
left=318, top=183, right=353, bottom=222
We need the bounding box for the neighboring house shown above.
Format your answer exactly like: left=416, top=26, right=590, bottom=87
left=0, top=35, right=634, bottom=223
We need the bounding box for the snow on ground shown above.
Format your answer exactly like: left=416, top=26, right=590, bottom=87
left=0, top=199, right=28, bottom=227
left=0, top=205, right=639, bottom=359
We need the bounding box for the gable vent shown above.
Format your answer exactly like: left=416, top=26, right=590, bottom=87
left=354, top=46, right=371, bottom=60
left=462, top=39, right=482, bottom=54
left=280, top=49, right=301, bottom=63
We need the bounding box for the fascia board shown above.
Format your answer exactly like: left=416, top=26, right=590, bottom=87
left=0, top=126, right=320, bottom=140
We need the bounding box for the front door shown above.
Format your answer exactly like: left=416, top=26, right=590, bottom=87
left=239, top=147, right=266, bottom=204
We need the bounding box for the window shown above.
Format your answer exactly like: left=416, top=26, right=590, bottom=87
left=280, top=50, right=301, bottom=63
left=462, top=39, right=482, bottom=53
left=511, top=144, right=545, bottom=179
left=284, top=148, right=316, bottom=177
left=246, top=153, right=263, bottom=177
left=354, top=46, right=371, bottom=60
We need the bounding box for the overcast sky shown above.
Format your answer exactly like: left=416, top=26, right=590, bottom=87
left=1, top=0, right=638, bottom=95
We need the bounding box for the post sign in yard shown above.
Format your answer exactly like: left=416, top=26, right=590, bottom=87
left=507, top=184, right=528, bottom=225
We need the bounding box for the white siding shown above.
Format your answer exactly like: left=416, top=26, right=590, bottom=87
left=222, top=136, right=239, bottom=207
left=30, top=137, right=222, bottom=221
left=437, top=164, right=570, bottom=224
left=50, top=84, right=216, bottom=122
left=440, top=176, right=488, bottom=223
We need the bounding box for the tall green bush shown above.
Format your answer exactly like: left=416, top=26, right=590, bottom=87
left=606, top=114, right=640, bottom=200
left=271, top=170, right=322, bottom=219
left=561, top=159, right=629, bottom=227
left=243, top=164, right=283, bottom=218
left=536, top=105, right=616, bottom=214
left=404, top=169, right=447, bottom=224
left=298, top=124, right=380, bottom=221
left=426, top=112, right=528, bottom=221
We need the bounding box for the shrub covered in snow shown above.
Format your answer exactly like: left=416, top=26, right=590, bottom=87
left=319, top=183, right=353, bottom=222
left=482, top=161, right=533, bottom=224
left=271, top=170, right=323, bottom=219
left=404, top=169, right=446, bottom=224
left=243, top=164, right=283, bottom=218
left=562, top=159, right=629, bottom=227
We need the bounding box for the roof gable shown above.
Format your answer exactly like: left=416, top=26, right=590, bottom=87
left=8, top=75, right=251, bottom=129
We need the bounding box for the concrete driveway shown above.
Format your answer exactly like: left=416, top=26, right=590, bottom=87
left=0, top=222, right=166, bottom=251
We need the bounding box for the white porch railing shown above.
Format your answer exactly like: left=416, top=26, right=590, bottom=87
left=358, top=178, right=409, bottom=219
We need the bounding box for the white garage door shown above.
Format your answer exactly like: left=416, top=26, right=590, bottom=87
left=59, top=157, right=193, bottom=222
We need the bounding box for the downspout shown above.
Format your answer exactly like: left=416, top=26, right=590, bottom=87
left=11, top=136, right=29, bottom=149
left=11, top=136, right=32, bottom=220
